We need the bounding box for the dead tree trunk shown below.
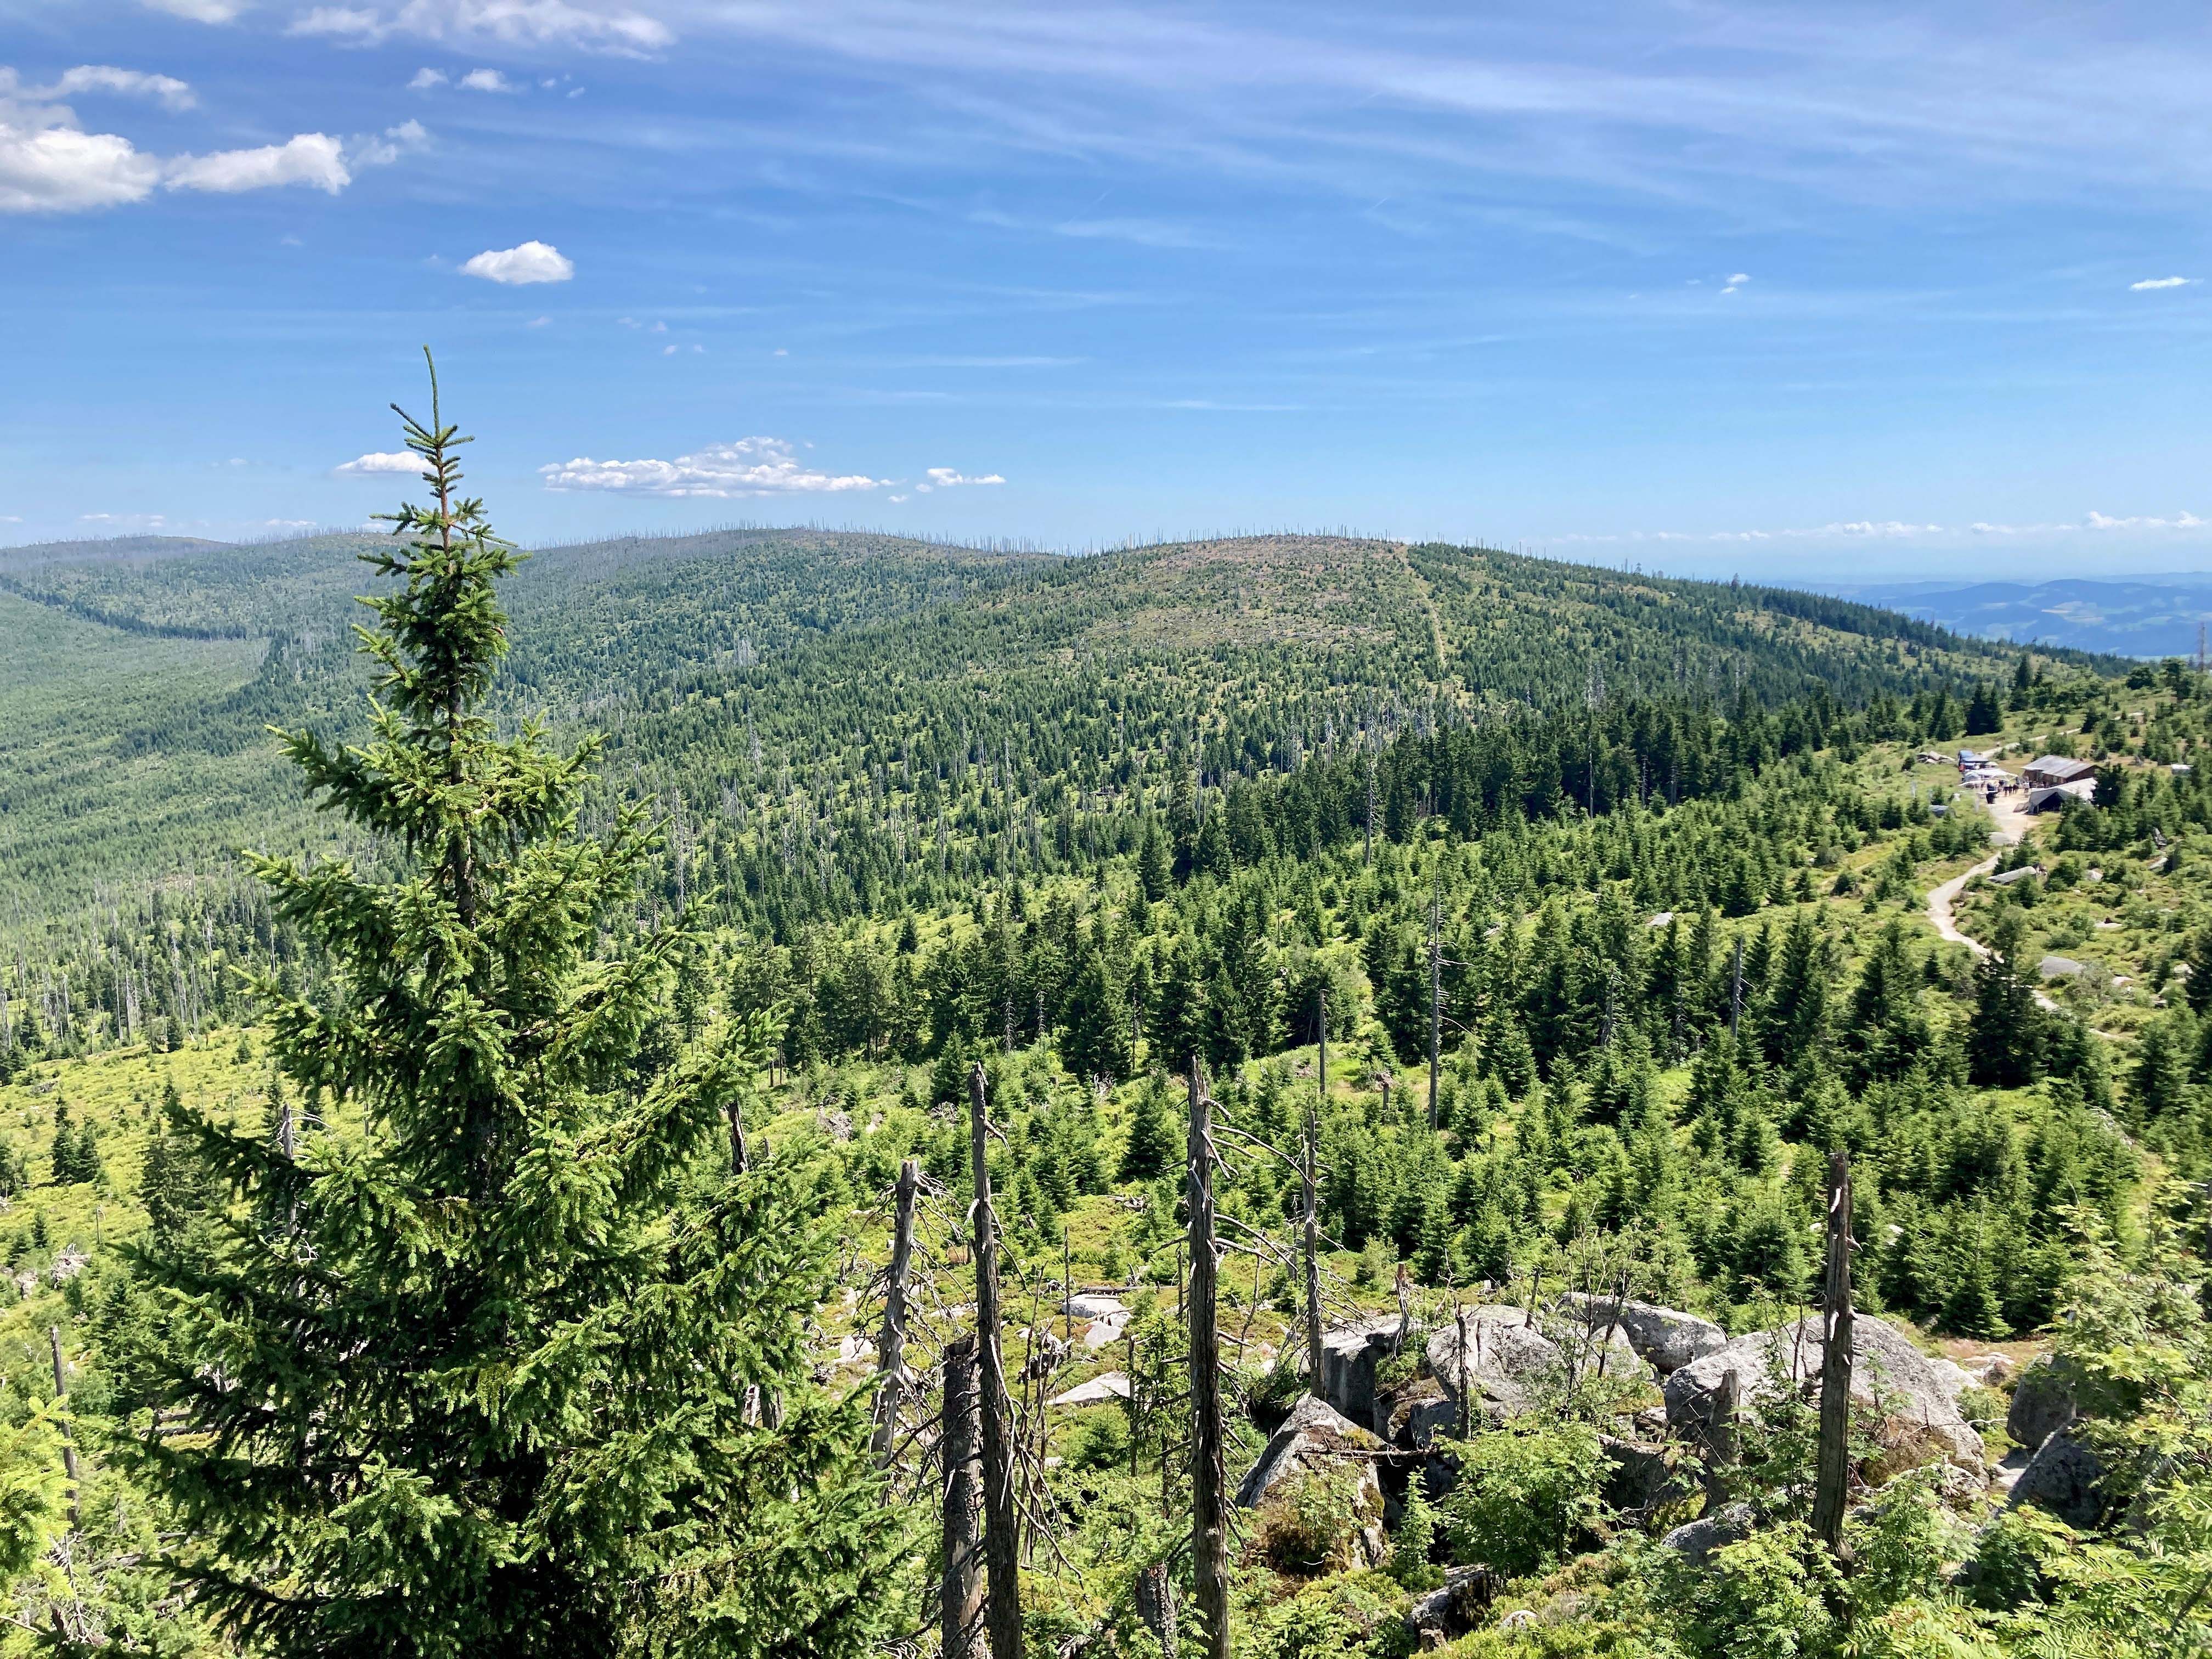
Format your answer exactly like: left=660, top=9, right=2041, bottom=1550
left=872, top=1156, right=920, bottom=1468
left=1427, top=890, right=1442, bottom=1132
left=1136, top=1563, right=1178, bottom=1658
left=1186, top=1063, right=1229, bottom=1659
left=1305, top=995, right=1327, bottom=1397
left=941, top=1335, right=986, bottom=1659
left=1811, top=1149, right=1854, bottom=1559
left=967, top=1063, right=1025, bottom=1659
left=49, top=1326, right=79, bottom=1529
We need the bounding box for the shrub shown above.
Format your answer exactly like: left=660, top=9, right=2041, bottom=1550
left=1257, top=1467, right=1373, bottom=1576
left=1439, top=1420, right=1609, bottom=1579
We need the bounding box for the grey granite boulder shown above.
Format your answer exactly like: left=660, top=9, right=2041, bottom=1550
left=1321, top=1316, right=1409, bottom=1434
left=2006, top=1357, right=2077, bottom=1451
left=2007, top=1427, right=2103, bottom=1527
left=1663, top=1316, right=1985, bottom=1473
left=1424, top=1306, right=1571, bottom=1419
left=1236, top=1393, right=1382, bottom=1508
left=1405, top=1566, right=1502, bottom=1645
left=1661, top=1502, right=1754, bottom=1567
left=1560, top=1293, right=1727, bottom=1375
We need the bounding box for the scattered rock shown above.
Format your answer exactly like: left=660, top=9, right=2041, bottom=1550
left=1081, top=1314, right=1131, bottom=1351
left=2039, top=955, right=2087, bottom=980
left=1661, top=1502, right=1754, bottom=1567
left=2008, top=1427, right=2103, bottom=1527
left=1426, top=1308, right=1562, bottom=1420
left=1065, top=1292, right=1127, bottom=1321
left=1048, top=1372, right=1131, bottom=1408
left=1663, top=1316, right=1985, bottom=1473
left=1964, top=1353, right=2014, bottom=1387
left=1560, top=1293, right=1726, bottom=1375
left=834, top=1333, right=873, bottom=1366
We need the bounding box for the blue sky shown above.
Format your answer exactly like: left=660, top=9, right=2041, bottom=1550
left=4, top=1, right=2211, bottom=581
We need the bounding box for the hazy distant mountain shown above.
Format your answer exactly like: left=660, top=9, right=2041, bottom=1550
left=1827, top=574, right=2212, bottom=658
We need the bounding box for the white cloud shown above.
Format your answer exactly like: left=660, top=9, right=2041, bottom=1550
left=2130, top=275, right=2193, bottom=290
left=137, top=0, right=247, bottom=20
left=460, top=239, right=573, bottom=283
left=924, top=467, right=1006, bottom=487
left=347, top=119, right=428, bottom=166
left=336, top=450, right=424, bottom=475
left=0, top=70, right=353, bottom=211
left=50, top=67, right=197, bottom=111
left=166, top=132, right=348, bottom=194
left=526, top=313, right=550, bottom=326
left=290, top=0, right=673, bottom=55
left=458, top=67, right=514, bottom=91
left=0, top=121, right=162, bottom=212
left=540, top=436, right=885, bottom=498
left=408, top=66, right=447, bottom=88
left=1720, top=272, right=1749, bottom=294
left=2085, top=509, right=2205, bottom=531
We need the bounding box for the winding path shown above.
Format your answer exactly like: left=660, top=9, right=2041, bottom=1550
left=1923, top=786, right=2060, bottom=1010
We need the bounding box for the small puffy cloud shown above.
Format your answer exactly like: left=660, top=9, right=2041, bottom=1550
left=526, top=313, right=550, bottom=326
left=1720, top=272, right=1749, bottom=294
left=924, top=467, right=1006, bottom=487
left=461, top=239, right=572, bottom=283
left=137, top=0, right=247, bottom=20
left=290, top=0, right=673, bottom=55
left=2085, top=509, right=2205, bottom=530
left=51, top=66, right=196, bottom=111
left=540, top=437, right=884, bottom=498
left=167, top=132, right=348, bottom=194
left=409, top=67, right=447, bottom=88
left=335, top=450, right=423, bottom=475
left=0, top=122, right=162, bottom=212
left=343, top=119, right=428, bottom=167
left=2130, top=275, right=2193, bottom=291
left=458, top=67, right=513, bottom=91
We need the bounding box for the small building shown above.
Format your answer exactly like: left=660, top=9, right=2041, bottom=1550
left=2023, top=755, right=2096, bottom=790
left=2027, top=778, right=2096, bottom=813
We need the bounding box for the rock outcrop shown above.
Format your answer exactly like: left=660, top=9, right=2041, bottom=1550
left=1663, top=1315, right=1985, bottom=1473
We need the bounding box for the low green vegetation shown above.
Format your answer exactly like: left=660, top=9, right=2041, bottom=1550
left=0, top=380, right=2203, bottom=1655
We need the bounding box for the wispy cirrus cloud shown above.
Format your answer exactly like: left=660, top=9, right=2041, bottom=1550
left=1559, top=511, right=2211, bottom=546
left=290, top=0, right=672, bottom=55
left=2130, top=275, right=2193, bottom=290
left=540, top=437, right=885, bottom=496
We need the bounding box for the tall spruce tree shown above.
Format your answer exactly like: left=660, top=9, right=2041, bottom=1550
left=115, top=358, right=898, bottom=1659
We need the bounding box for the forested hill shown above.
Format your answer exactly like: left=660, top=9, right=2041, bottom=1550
left=0, top=525, right=2074, bottom=985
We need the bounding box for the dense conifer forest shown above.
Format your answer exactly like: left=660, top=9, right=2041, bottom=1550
left=0, top=382, right=2206, bottom=1656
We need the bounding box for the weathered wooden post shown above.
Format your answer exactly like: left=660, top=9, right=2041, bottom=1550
left=967, top=1063, right=1025, bottom=1659
left=1187, top=1062, right=1229, bottom=1659
left=1811, top=1149, right=1854, bottom=1559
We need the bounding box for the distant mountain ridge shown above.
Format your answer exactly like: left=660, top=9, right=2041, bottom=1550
left=1825, top=573, right=2212, bottom=658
